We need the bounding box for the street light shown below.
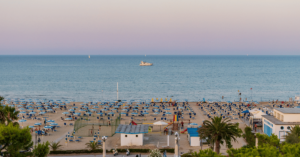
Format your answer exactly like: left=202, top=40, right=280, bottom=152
left=102, top=136, right=108, bottom=157
left=175, top=132, right=180, bottom=157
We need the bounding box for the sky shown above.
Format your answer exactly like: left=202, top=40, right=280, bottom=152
left=0, top=0, right=300, bottom=55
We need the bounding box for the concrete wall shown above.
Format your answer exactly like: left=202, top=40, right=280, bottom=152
left=120, top=133, right=143, bottom=146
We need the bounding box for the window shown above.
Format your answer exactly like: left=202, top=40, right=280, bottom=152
left=287, top=126, right=291, bottom=130
left=280, top=126, right=284, bottom=130
left=136, top=135, right=138, bottom=137
left=125, top=135, right=127, bottom=137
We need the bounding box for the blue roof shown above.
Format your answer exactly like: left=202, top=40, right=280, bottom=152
left=187, top=128, right=199, bottom=137
left=115, top=124, right=149, bottom=134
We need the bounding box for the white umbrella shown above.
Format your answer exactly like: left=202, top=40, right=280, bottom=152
left=153, top=121, right=168, bottom=131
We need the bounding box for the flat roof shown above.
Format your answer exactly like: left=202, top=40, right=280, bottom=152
left=115, top=124, right=149, bottom=134
left=274, top=108, right=300, bottom=114
left=187, top=128, right=199, bottom=137
left=262, top=115, right=300, bottom=125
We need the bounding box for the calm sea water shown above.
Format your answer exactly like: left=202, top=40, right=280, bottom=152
left=0, top=55, right=299, bottom=102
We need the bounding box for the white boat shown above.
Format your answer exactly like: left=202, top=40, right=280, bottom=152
left=140, top=61, right=153, bottom=66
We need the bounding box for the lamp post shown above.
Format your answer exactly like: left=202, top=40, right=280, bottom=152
left=102, top=136, right=107, bottom=157
left=174, top=132, right=180, bottom=157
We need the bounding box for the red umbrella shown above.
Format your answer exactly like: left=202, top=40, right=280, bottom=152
left=281, top=101, right=284, bottom=104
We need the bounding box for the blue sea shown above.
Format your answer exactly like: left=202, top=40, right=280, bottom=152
left=0, top=55, right=299, bottom=102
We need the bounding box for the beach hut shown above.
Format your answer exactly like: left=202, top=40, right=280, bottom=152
left=187, top=128, right=200, bottom=146
left=115, top=124, right=149, bottom=146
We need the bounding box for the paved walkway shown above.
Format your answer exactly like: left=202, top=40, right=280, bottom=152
left=49, top=155, right=175, bottom=157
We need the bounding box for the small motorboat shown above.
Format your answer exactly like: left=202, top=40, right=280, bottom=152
left=140, top=61, right=153, bottom=66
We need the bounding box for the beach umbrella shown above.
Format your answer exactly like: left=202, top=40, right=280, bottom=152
left=242, top=110, right=250, bottom=113
left=44, top=126, right=53, bottom=129
left=153, top=105, right=159, bottom=108
left=122, top=109, right=128, bottom=111
left=34, top=123, right=42, bottom=126
left=153, top=121, right=168, bottom=130
left=133, top=109, right=139, bottom=111
left=27, top=108, right=34, bottom=111
left=101, top=109, right=108, bottom=112
left=74, top=112, right=81, bottom=116
left=89, top=109, right=97, bottom=112
left=113, top=106, right=119, bottom=108
left=133, top=106, right=139, bottom=108
left=107, top=112, right=115, bottom=115
left=65, top=118, right=72, bottom=121
left=93, top=106, right=99, bottom=108
left=62, top=112, right=69, bottom=115
left=29, top=112, right=36, bottom=115
left=154, top=109, right=160, bottom=111
left=164, top=108, right=170, bottom=110
left=19, top=111, right=27, bottom=114
left=28, top=126, right=34, bottom=128
left=47, top=120, right=55, bottom=123
left=143, top=112, right=149, bottom=115
left=111, top=109, right=117, bottom=111
left=50, top=123, right=58, bottom=126
left=154, top=112, right=160, bottom=114
left=96, top=112, right=103, bottom=115
left=18, top=119, right=27, bottom=128
left=47, top=109, right=53, bottom=112
left=143, top=109, right=149, bottom=111
left=72, top=106, right=78, bottom=108
left=37, top=108, right=44, bottom=111
left=39, top=112, right=46, bottom=115
left=165, top=112, right=172, bottom=115
left=86, top=112, right=93, bottom=115
left=53, top=106, right=59, bottom=109
left=79, top=109, right=86, bottom=112
left=131, top=112, right=138, bottom=115
left=83, top=106, right=89, bottom=108
left=69, top=109, right=75, bottom=112
left=120, top=112, right=127, bottom=115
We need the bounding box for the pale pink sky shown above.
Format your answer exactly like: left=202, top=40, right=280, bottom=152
left=0, top=0, right=300, bottom=55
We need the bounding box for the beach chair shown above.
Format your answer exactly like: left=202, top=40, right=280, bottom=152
left=70, top=123, right=73, bottom=126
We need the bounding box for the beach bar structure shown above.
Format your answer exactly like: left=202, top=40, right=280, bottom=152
left=115, top=124, right=149, bottom=146
left=262, top=108, right=300, bottom=142
left=187, top=128, right=200, bottom=146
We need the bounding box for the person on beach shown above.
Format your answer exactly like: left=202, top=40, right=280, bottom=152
left=181, top=121, right=184, bottom=127
left=99, top=125, right=101, bottom=131
left=254, top=124, right=257, bottom=132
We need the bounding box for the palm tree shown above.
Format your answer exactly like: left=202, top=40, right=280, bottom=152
left=50, top=142, right=63, bottom=151
left=198, top=116, right=242, bottom=154
left=85, top=141, right=100, bottom=151
left=3, top=106, right=19, bottom=124
left=285, top=125, right=300, bottom=144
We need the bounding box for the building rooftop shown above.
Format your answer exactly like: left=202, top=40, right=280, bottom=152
left=274, top=108, right=300, bottom=114
left=115, top=124, right=149, bottom=134
left=262, top=115, right=300, bottom=125
left=187, top=128, right=199, bottom=137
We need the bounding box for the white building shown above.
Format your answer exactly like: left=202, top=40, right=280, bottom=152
left=262, top=108, right=300, bottom=142
left=115, top=124, right=149, bottom=146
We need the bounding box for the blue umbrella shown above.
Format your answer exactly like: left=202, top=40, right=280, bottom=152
left=131, top=112, right=138, bottom=115
left=28, top=126, right=34, bottom=128
left=189, top=123, right=198, bottom=126
left=50, top=123, right=58, bottom=126
left=39, top=112, right=46, bottom=115
left=107, top=112, right=115, bottom=115
left=47, top=109, right=53, bottom=112
left=47, top=120, right=55, bottom=123
left=65, top=118, right=72, bottom=121
left=93, top=106, right=99, bottom=108
left=72, top=106, right=78, bottom=108
left=74, top=112, right=81, bottom=115
left=19, top=119, right=27, bottom=123
left=44, top=126, right=53, bottom=129
left=113, top=106, right=119, bottom=108
left=120, top=112, right=127, bottom=115
left=37, top=108, right=44, bottom=111
left=154, top=112, right=160, bottom=114
left=143, top=112, right=149, bottom=114
left=96, top=112, right=103, bottom=115
left=69, top=109, right=75, bottom=112
left=143, top=109, right=149, bottom=111
left=111, top=109, right=117, bottom=111
left=27, top=108, right=34, bottom=111
left=53, top=106, right=59, bottom=109
left=122, top=109, right=128, bottom=111
left=83, top=106, right=89, bottom=108
left=242, top=110, right=250, bottom=113
left=165, top=112, right=172, bottom=115
left=86, top=112, right=93, bottom=114
left=29, top=112, right=36, bottom=114
left=90, top=109, right=97, bottom=112
left=19, top=111, right=27, bottom=114
left=164, top=108, right=171, bottom=110
left=63, top=112, right=69, bottom=114
left=79, top=109, right=86, bottom=112
left=34, top=123, right=42, bottom=126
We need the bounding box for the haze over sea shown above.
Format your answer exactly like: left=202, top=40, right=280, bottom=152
left=0, top=55, right=299, bottom=102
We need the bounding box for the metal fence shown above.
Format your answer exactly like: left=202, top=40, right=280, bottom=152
left=74, top=114, right=121, bottom=137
